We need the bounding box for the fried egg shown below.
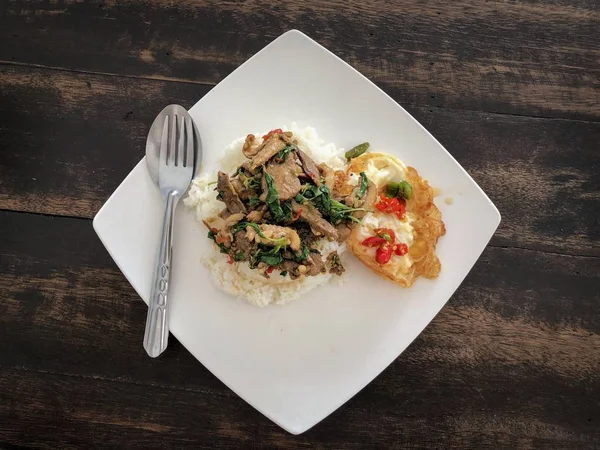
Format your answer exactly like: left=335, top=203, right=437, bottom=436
left=346, top=152, right=445, bottom=287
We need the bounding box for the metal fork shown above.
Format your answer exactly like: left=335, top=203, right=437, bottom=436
left=143, top=109, right=195, bottom=358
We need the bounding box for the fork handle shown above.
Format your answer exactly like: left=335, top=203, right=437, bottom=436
left=143, top=189, right=179, bottom=357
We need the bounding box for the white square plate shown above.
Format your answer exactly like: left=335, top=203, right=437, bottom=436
left=93, top=30, right=500, bottom=434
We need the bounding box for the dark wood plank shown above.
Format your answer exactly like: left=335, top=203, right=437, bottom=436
left=1, top=210, right=599, bottom=448
left=1, top=66, right=598, bottom=256
left=1, top=0, right=599, bottom=120
left=0, top=65, right=210, bottom=218
left=415, top=108, right=600, bottom=257
left=1, top=364, right=599, bottom=449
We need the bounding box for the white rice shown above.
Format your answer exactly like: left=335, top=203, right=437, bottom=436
left=184, top=123, right=349, bottom=307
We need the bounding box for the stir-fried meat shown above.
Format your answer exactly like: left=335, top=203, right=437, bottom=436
left=206, top=130, right=379, bottom=281
left=242, top=134, right=261, bottom=158
left=223, top=213, right=245, bottom=228
left=240, top=161, right=253, bottom=173
left=260, top=156, right=302, bottom=201
left=292, top=200, right=338, bottom=240
left=250, top=134, right=287, bottom=170
left=305, top=253, right=327, bottom=276
left=326, top=251, right=345, bottom=276
left=216, top=230, right=232, bottom=246
left=281, top=131, right=295, bottom=145
left=350, top=179, right=377, bottom=220
left=280, top=260, right=301, bottom=279
left=318, top=163, right=335, bottom=191
left=230, top=177, right=254, bottom=201
left=245, top=224, right=301, bottom=251
left=296, top=149, right=321, bottom=186
left=246, top=206, right=266, bottom=223
left=295, top=224, right=322, bottom=246
left=204, top=214, right=243, bottom=247
left=203, top=216, right=226, bottom=233
left=217, top=171, right=246, bottom=214
left=335, top=223, right=354, bottom=243
left=234, top=231, right=253, bottom=258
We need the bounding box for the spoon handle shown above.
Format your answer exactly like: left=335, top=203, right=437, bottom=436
left=143, top=190, right=179, bottom=357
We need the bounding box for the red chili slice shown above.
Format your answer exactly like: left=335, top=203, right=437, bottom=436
left=374, top=228, right=396, bottom=244
left=395, top=202, right=406, bottom=220
left=362, top=236, right=387, bottom=247
left=375, top=194, right=406, bottom=219
left=375, top=244, right=393, bottom=264
left=394, top=243, right=408, bottom=256
left=292, top=208, right=303, bottom=222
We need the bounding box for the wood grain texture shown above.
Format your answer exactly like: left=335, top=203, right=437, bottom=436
left=1, top=65, right=598, bottom=257
left=1, top=0, right=599, bottom=120
left=1, top=211, right=599, bottom=448
left=0, top=65, right=209, bottom=217
left=1, top=0, right=599, bottom=447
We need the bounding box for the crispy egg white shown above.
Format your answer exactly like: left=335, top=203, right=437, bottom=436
left=356, top=154, right=415, bottom=271
left=346, top=152, right=445, bottom=287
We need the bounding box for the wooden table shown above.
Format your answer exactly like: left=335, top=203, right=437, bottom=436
left=1, top=1, right=599, bottom=448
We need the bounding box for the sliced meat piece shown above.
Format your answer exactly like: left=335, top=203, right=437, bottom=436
left=281, top=131, right=295, bottom=145
left=335, top=222, right=354, bottom=243
left=203, top=217, right=224, bottom=232
left=217, top=171, right=246, bottom=214
left=326, top=251, right=345, bottom=276
left=230, top=177, right=254, bottom=201
left=345, top=186, right=359, bottom=207
left=280, top=260, right=300, bottom=279
left=318, top=163, right=335, bottom=191
left=240, top=161, right=253, bottom=173
left=234, top=231, right=253, bottom=259
left=250, top=134, right=287, bottom=170
left=242, top=134, right=261, bottom=158
left=352, top=179, right=377, bottom=220
left=245, top=224, right=301, bottom=251
left=292, top=200, right=338, bottom=240
left=305, top=253, right=327, bottom=276
left=246, top=207, right=266, bottom=223
left=295, top=224, right=321, bottom=246
left=223, top=212, right=245, bottom=229
left=296, top=149, right=321, bottom=186
left=260, top=156, right=301, bottom=201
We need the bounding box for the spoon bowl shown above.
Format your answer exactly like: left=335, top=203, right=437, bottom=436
left=146, top=104, right=202, bottom=185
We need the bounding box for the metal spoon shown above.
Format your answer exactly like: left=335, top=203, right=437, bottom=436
left=143, top=104, right=202, bottom=357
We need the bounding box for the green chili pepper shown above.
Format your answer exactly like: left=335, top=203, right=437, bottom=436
left=344, top=142, right=370, bottom=160
left=386, top=180, right=412, bottom=200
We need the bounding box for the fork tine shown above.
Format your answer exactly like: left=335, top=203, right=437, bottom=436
left=178, top=113, right=186, bottom=168
left=160, top=114, right=170, bottom=165
left=168, top=114, right=177, bottom=166
left=185, top=116, right=194, bottom=169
